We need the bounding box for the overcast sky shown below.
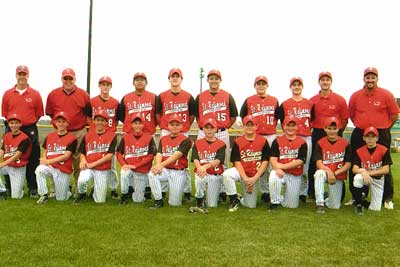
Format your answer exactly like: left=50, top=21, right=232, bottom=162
left=1, top=0, right=399, bottom=120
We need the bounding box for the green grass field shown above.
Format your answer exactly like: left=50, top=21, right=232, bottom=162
left=1, top=155, right=399, bottom=267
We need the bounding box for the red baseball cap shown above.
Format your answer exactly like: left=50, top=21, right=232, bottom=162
left=318, top=71, right=332, bottom=80
left=93, top=109, right=108, bottom=121
left=207, top=69, right=222, bottom=79
left=62, top=68, right=76, bottom=78
left=7, top=113, right=22, bottom=122
left=364, top=67, right=378, bottom=77
left=53, top=111, right=70, bottom=124
left=290, top=76, right=303, bottom=87
left=283, top=116, right=297, bottom=126
left=168, top=68, right=182, bottom=78
left=363, top=126, right=379, bottom=137
left=325, top=117, right=340, bottom=127
left=254, top=75, right=268, bottom=86
left=130, top=113, right=144, bottom=123
left=16, top=65, right=29, bottom=74
left=98, top=76, right=112, bottom=84
left=134, top=72, right=147, bottom=81
left=243, top=115, right=257, bottom=126
left=202, top=118, right=217, bottom=128
left=167, top=114, right=182, bottom=124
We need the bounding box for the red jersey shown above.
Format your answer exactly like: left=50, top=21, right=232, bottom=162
left=160, top=134, right=190, bottom=170
left=193, top=138, right=225, bottom=175
left=245, top=95, right=278, bottom=135
left=274, top=135, right=305, bottom=176
left=2, top=86, right=44, bottom=125
left=317, top=137, right=349, bottom=180
left=281, top=98, right=313, bottom=136
left=235, top=135, right=268, bottom=177
left=159, top=89, right=192, bottom=132
left=122, top=91, right=156, bottom=134
left=83, top=131, right=116, bottom=171
left=90, top=95, right=119, bottom=132
left=356, top=144, right=388, bottom=171
left=46, top=87, right=90, bottom=131
left=198, top=89, right=231, bottom=129
left=349, top=87, right=399, bottom=129
left=45, top=131, right=77, bottom=174
left=310, top=91, right=349, bottom=129
left=2, top=132, right=31, bottom=168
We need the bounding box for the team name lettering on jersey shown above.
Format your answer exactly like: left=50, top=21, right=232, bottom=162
left=322, top=151, right=345, bottom=165
left=199, top=150, right=217, bottom=164
left=86, top=142, right=110, bottom=155
left=279, top=146, right=299, bottom=160
left=3, top=144, right=18, bottom=158
left=250, top=105, right=275, bottom=116
left=362, top=161, right=383, bottom=170
left=127, top=102, right=153, bottom=113
left=201, top=101, right=227, bottom=115
left=287, top=108, right=311, bottom=118
left=164, top=102, right=188, bottom=114
left=124, top=146, right=149, bottom=159
left=47, top=143, right=67, bottom=156
left=240, top=150, right=262, bottom=162
left=163, top=145, right=179, bottom=157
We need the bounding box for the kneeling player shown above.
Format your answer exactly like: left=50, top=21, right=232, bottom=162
left=117, top=114, right=156, bottom=204
left=352, top=127, right=392, bottom=214
left=313, top=117, right=351, bottom=213
left=74, top=110, right=117, bottom=204
left=269, top=117, right=307, bottom=211
left=0, top=114, right=31, bottom=200
left=191, top=118, right=226, bottom=211
left=222, top=115, right=269, bottom=212
left=36, top=112, right=77, bottom=203
left=148, top=114, right=192, bottom=208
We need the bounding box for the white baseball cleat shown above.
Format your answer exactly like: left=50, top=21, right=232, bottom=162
left=37, top=195, right=48, bottom=204
left=384, top=201, right=394, bottom=210
left=344, top=199, right=355, bottom=206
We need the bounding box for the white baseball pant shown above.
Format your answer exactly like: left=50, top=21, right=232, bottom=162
left=35, top=165, right=71, bottom=200
left=314, top=169, right=343, bottom=209
left=269, top=170, right=302, bottom=208
left=354, top=174, right=384, bottom=211
left=299, top=136, right=311, bottom=196
left=223, top=167, right=259, bottom=208
left=149, top=168, right=186, bottom=206
left=259, top=134, right=276, bottom=194
left=195, top=174, right=221, bottom=207
left=0, top=166, right=26, bottom=199
left=121, top=169, right=148, bottom=202
left=77, top=169, right=110, bottom=203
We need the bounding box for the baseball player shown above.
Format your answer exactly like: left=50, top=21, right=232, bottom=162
left=240, top=75, right=279, bottom=203
left=276, top=77, right=314, bottom=203
left=117, top=114, right=157, bottom=204
left=222, top=115, right=270, bottom=212
left=191, top=118, right=226, bottom=210
left=194, top=69, right=238, bottom=202
left=348, top=67, right=399, bottom=209
left=2, top=65, right=44, bottom=198
left=73, top=110, right=117, bottom=204
left=0, top=113, right=32, bottom=199
left=309, top=71, right=349, bottom=201
left=156, top=68, right=196, bottom=202
left=352, top=127, right=392, bottom=214
left=148, top=114, right=192, bottom=208
left=35, top=112, right=77, bottom=203
left=313, top=117, right=351, bottom=213
left=89, top=75, right=120, bottom=199
left=268, top=116, right=308, bottom=211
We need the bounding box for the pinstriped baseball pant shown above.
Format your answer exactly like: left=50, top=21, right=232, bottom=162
left=195, top=174, right=221, bottom=207
left=35, top=165, right=71, bottom=200
left=269, top=170, right=302, bottom=208
left=0, top=166, right=26, bottom=199
left=259, top=134, right=276, bottom=194
left=354, top=174, right=384, bottom=211
left=223, top=167, right=259, bottom=208
left=78, top=169, right=110, bottom=203
left=314, top=169, right=343, bottom=209
left=149, top=168, right=186, bottom=206
left=121, top=169, right=148, bottom=202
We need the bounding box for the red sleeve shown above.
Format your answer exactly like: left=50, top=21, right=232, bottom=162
left=348, top=94, right=356, bottom=122
left=338, top=95, right=349, bottom=120
left=386, top=91, right=400, bottom=115
left=35, top=91, right=45, bottom=120
left=134, top=154, right=154, bottom=168
left=46, top=91, right=55, bottom=117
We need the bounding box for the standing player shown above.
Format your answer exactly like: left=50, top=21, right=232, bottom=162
left=276, top=77, right=313, bottom=202
left=309, top=71, right=349, bottom=201
left=194, top=69, right=238, bottom=201
left=90, top=75, right=120, bottom=199
left=46, top=68, right=91, bottom=196
left=2, top=65, right=44, bottom=197
left=148, top=115, right=192, bottom=208
left=35, top=112, right=77, bottom=203
left=268, top=117, right=308, bottom=211
left=0, top=113, right=32, bottom=199
left=156, top=68, right=196, bottom=202
left=191, top=118, right=226, bottom=210
left=352, top=127, right=392, bottom=214
left=313, top=117, right=351, bottom=213
left=73, top=110, right=117, bottom=204
left=240, top=75, right=279, bottom=203
left=117, top=114, right=157, bottom=204
left=222, top=115, right=270, bottom=212
left=348, top=67, right=399, bottom=209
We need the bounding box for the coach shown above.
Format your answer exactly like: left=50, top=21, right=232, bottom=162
left=348, top=67, right=399, bottom=209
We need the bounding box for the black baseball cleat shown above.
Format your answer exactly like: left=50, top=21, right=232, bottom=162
left=119, top=194, right=129, bottom=205
left=29, top=190, right=39, bottom=199
left=0, top=192, right=7, bottom=201
left=261, top=193, right=271, bottom=204
left=268, top=203, right=279, bottom=212
left=128, top=186, right=134, bottom=195
left=299, top=195, right=307, bottom=203
left=144, top=187, right=152, bottom=200
left=184, top=192, right=192, bottom=203
left=228, top=197, right=240, bottom=212
left=162, top=192, right=167, bottom=200
left=219, top=192, right=227, bottom=203
left=355, top=204, right=364, bottom=215
left=149, top=199, right=164, bottom=209
left=111, top=190, right=119, bottom=200
left=73, top=193, right=86, bottom=205
left=37, top=194, right=49, bottom=204
left=196, top=197, right=205, bottom=209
